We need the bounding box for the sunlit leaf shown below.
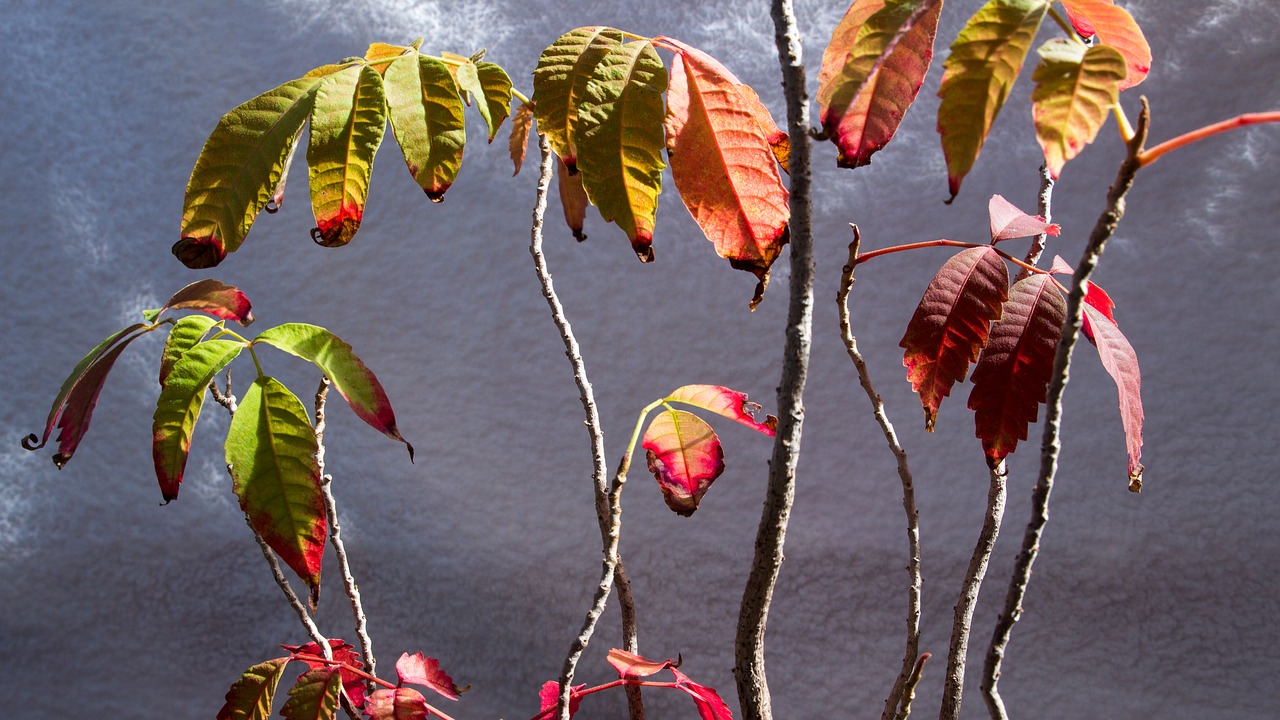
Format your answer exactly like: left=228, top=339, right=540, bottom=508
left=152, top=338, right=244, bottom=502
left=817, top=0, right=887, bottom=107
left=282, top=639, right=367, bottom=709
left=217, top=658, right=288, bottom=720
left=365, top=688, right=431, bottom=720
left=576, top=39, right=667, bottom=261
left=384, top=53, right=467, bottom=202
left=967, top=273, right=1065, bottom=463
left=937, top=0, right=1049, bottom=201
left=476, top=62, right=514, bottom=141
left=508, top=101, right=534, bottom=175
left=1060, top=0, right=1151, bottom=90
left=537, top=680, right=584, bottom=720
left=395, top=652, right=463, bottom=701
left=900, top=247, right=1009, bottom=430
left=145, top=278, right=255, bottom=326
left=307, top=64, right=387, bottom=247
left=988, top=194, right=1060, bottom=242
left=1030, top=40, right=1126, bottom=178
left=365, top=42, right=410, bottom=70
left=664, top=384, right=777, bottom=435
left=280, top=667, right=343, bottom=720
left=557, top=157, right=589, bottom=241
left=642, top=408, right=724, bottom=517
left=158, top=315, right=220, bottom=387
left=226, top=376, right=326, bottom=595
left=253, top=323, right=413, bottom=460
left=672, top=667, right=734, bottom=720
left=1081, top=303, right=1143, bottom=487
left=532, top=27, right=624, bottom=169
left=607, top=648, right=676, bottom=679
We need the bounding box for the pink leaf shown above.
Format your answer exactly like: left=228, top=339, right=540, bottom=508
left=988, top=194, right=1060, bottom=243
left=671, top=667, right=733, bottom=720
left=1082, top=303, right=1144, bottom=489
left=642, top=409, right=725, bottom=517
left=537, top=680, right=584, bottom=720
left=1047, top=256, right=1116, bottom=342
left=395, top=653, right=462, bottom=701
left=606, top=648, right=676, bottom=679
left=664, top=384, right=777, bottom=436
left=364, top=688, right=431, bottom=720
left=152, top=278, right=255, bottom=326
left=282, top=639, right=367, bottom=708
left=1048, top=254, right=1074, bottom=276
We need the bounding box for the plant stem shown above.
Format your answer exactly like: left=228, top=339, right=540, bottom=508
left=1015, top=166, right=1056, bottom=281
left=897, top=653, right=931, bottom=720
left=838, top=228, right=925, bottom=720
left=1046, top=6, right=1083, bottom=44
left=857, top=240, right=1060, bottom=288
left=1138, top=111, right=1280, bottom=167
left=735, top=3, right=814, bottom=719
left=939, top=460, right=1008, bottom=720
left=981, top=100, right=1150, bottom=720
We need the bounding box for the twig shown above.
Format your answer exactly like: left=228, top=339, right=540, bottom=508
left=244, top=510, right=332, bottom=656
left=982, top=101, right=1151, bottom=719
left=735, top=3, right=815, bottom=719
left=939, top=460, right=1008, bottom=720
left=1138, top=110, right=1280, bottom=167
left=838, top=227, right=924, bottom=720
left=897, top=653, right=931, bottom=720
left=1015, top=166, right=1056, bottom=281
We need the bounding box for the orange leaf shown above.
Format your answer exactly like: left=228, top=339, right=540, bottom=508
left=1060, top=0, right=1151, bottom=90
left=556, top=158, right=589, bottom=242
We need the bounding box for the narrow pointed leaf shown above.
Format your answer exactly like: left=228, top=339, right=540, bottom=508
left=476, top=62, right=513, bottom=141
left=280, top=667, right=343, bottom=720
left=384, top=53, right=467, bottom=201
left=607, top=649, right=676, bottom=679
left=365, top=688, right=431, bottom=720
left=217, top=658, right=289, bottom=720
left=671, top=667, right=734, bottom=720
left=937, top=0, right=1049, bottom=201
left=307, top=65, right=387, bottom=247
left=508, top=101, right=534, bottom=175
left=226, top=376, right=326, bottom=594
left=817, top=0, right=943, bottom=168
left=900, top=247, right=1009, bottom=430
left=557, top=158, right=589, bottom=241
left=575, top=40, right=667, bottom=260
left=45, top=330, right=150, bottom=469
left=282, top=639, right=367, bottom=709
left=158, top=315, right=220, bottom=386
left=176, top=76, right=324, bottom=268
left=147, top=278, right=255, bottom=325
left=396, top=653, right=463, bottom=701
left=988, top=193, right=1060, bottom=242
left=642, top=409, right=724, bottom=517
left=967, top=274, right=1066, bottom=463
left=664, top=384, right=777, bottom=435
left=1060, top=0, right=1151, bottom=89
left=1047, top=255, right=1118, bottom=342
left=152, top=338, right=244, bottom=501
left=1031, top=40, right=1126, bottom=178
left=1082, top=303, right=1143, bottom=487
left=253, top=323, right=413, bottom=460
left=538, top=681, right=584, bottom=719
left=532, top=27, right=624, bottom=169
left=660, top=38, right=789, bottom=307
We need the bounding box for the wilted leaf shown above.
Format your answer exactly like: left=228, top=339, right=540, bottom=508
left=538, top=680, right=584, bottom=720
left=900, top=247, right=1009, bottom=430
left=532, top=27, right=624, bottom=169
left=664, top=384, right=777, bottom=435
left=1031, top=40, right=1126, bottom=178
left=395, top=652, right=463, bottom=701
left=607, top=648, right=676, bottom=679
left=576, top=39, right=668, bottom=261
left=152, top=338, right=244, bottom=501
left=145, top=278, right=255, bottom=325
left=176, top=75, right=326, bottom=268
left=671, top=667, right=734, bottom=720
left=988, top=194, right=1060, bottom=242
left=280, top=667, right=344, bottom=720
left=642, top=409, right=725, bottom=516
left=817, top=0, right=943, bottom=168
left=384, top=53, right=467, bottom=202
left=1060, top=0, right=1151, bottom=90
left=937, top=0, right=1049, bottom=201
left=158, top=315, right=220, bottom=387
left=217, top=658, right=289, bottom=720
left=1082, top=303, right=1143, bottom=486
left=307, top=64, right=387, bottom=247
left=365, top=688, right=431, bottom=720
left=508, top=101, right=534, bottom=175
left=282, top=639, right=367, bottom=709
left=253, top=323, right=413, bottom=460
left=476, top=61, right=514, bottom=141
left=967, top=273, right=1066, bottom=463
left=557, top=158, right=589, bottom=241
left=226, top=376, right=326, bottom=595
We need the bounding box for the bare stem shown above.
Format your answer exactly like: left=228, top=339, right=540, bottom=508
left=939, top=461, right=1008, bottom=720
left=838, top=228, right=924, bottom=720
left=735, top=3, right=814, bottom=719
left=1015, top=166, right=1056, bottom=281
left=1138, top=111, right=1280, bottom=167
left=245, top=511, right=331, bottom=655
left=982, top=101, right=1151, bottom=720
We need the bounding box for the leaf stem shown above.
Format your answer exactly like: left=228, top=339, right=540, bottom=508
left=857, top=239, right=1064, bottom=289
left=1015, top=166, right=1056, bottom=281
left=1046, top=6, right=1083, bottom=44
left=1137, top=111, right=1280, bottom=167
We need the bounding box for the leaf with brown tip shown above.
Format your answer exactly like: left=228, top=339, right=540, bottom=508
left=557, top=158, right=589, bottom=241
left=152, top=338, right=244, bottom=502
left=307, top=64, right=387, bottom=247
left=384, top=53, right=467, bottom=202
left=642, top=408, right=725, bottom=517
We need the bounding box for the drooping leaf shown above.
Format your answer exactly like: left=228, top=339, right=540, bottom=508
left=395, top=652, right=463, bottom=701
left=1060, top=0, right=1151, bottom=90
left=1031, top=40, right=1126, bottom=178
left=152, top=338, right=244, bottom=502
left=1082, top=302, right=1144, bottom=488
left=664, top=384, right=777, bottom=435
left=557, top=158, right=589, bottom=241
left=900, top=247, right=1009, bottom=431
left=508, top=101, right=534, bottom=175
left=937, top=0, right=1049, bottom=201
left=988, top=194, right=1060, bottom=242
left=307, top=64, right=387, bottom=247
left=537, top=680, right=584, bottom=720
left=967, top=273, right=1066, bottom=463
left=158, top=315, right=220, bottom=386
left=282, top=639, right=367, bottom=709
left=268, top=130, right=303, bottom=213
left=532, top=27, right=624, bottom=169
left=365, top=688, right=431, bottom=720
left=660, top=37, right=789, bottom=308
left=671, top=667, right=734, bottom=720
left=217, top=658, right=289, bottom=720
left=475, top=62, right=513, bottom=142
left=145, top=278, right=255, bottom=326
left=1047, top=254, right=1118, bottom=341
left=575, top=39, right=668, bottom=261
left=452, top=56, right=482, bottom=108
left=607, top=649, right=676, bottom=679
left=642, top=408, right=725, bottom=517
left=817, top=0, right=888, bottom=105
left=817, top=0, right=943, bottom=168
left=226, top=376, right=326, bottom=595
left=253, top=323, right=413, bottom=460
left=384, top=53, right=467, bottom=202
left=280, top=667, right=344, bottom=720
left=176, top=75, right=326, bottom=268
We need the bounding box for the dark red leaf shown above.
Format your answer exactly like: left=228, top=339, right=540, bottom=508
left=671, top=667, right=733, bottom=720
left=217, top=658, right=289, bottom=720
left=395, top=652, right=462, bottom=701
left=1082, top=303, right=1144, bottom=488
left=899, top=247, right=1009, bottom=431
left=281, top=667, right=344, bottom=720
left=49, top=333, right=147, bottom=468
left=364, top=688, right=431, bottom=720
left=151, top=278, right=255, bottom=326
left=537, top=680, right=584, bottom=720
left=642, top=409, right=725, bottom=516
left=283, top=639, right=367, bottom=708
left=606, top=648, right=676, bottom=679
left=988, top=194, right=1060, bottom=243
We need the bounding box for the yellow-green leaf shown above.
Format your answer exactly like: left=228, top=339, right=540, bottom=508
left=476, top=61, right=513, bottom=141
left=384, top=53, right=467, bottom=202
left=1031, top=40, right=1126, bottom=178
left=532, top=27, right=624, bottom=169
left=307, top=65, right=388, bottom=247
left=158, top=315, right=220, bottom=387
left=152, top=338, right=243, bottom=502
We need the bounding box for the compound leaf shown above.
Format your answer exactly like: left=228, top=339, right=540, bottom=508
left=642, top=408, right=724, bottom=517
left=1031, top=40, right=1126, bottom=178
left=152, top=338, right=244, bottom=502
left=1060, top=0, right=1151, bottom=89
left=1082, top=302, right=1144, bottom=488
left=307, top=64, right=387, bottom=247
left=384, top=53, right=467, bottom=201
left=532, top=27, right=624, bottom=169
left=664, top=384, right=777, bottom=435
left=280, top=667, right=343, bottom=720
left=217, top=658, right=289, bottom=720
left=145, top=278, right=255, bottom=325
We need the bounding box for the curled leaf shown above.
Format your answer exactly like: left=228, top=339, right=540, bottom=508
left=664, top=384, right=777, bottom=435
left=217, top=658, right=288, bottom=720
left=607, top=648, right=676, bottom=679
left=395, top=652, right=463, bottom=701
left=1030, top=40, right=1126, bottom=178
left=307, top=64, right=387, bottom=247
left=146, top=278, right=255, bottom=326
left=988, top=194, right=1060, bottom=242
left=557, top=158, right=589, bottom=241
left=1060, top=0, right=1151, bottom=90
left=152, top=338, right=244, bottom=501
left=642, top=409, right=724, bottom=517
left=476, top=61, right=514, bottom=141
left=1082, top=303, right=1144, bottom=488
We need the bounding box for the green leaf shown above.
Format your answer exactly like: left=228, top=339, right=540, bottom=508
left=532, top=26, right=624, bottom=169
left=280, top=668, right=344, bottom=720
left=176, top=76, right=325, bottom=268
left=1030, top=40, right=1126, bottom=178
left=575, top=40, right=668, bottom=260
left=158, top=315, right=220, bottom=386
left=226, top=376, right=326, bottom=595
left=476, top=61, right=513, bottom=141
left=384, top=53, right=467, bottom=202
left=152, top=338, right=244, bottom=502
left=254, top=323, right=414, bottom=460
left=937, top=0, right=1049, bottom=201
left=217, top=658, right=289, bottom=720
left=307, top=64, right=388, bottom=247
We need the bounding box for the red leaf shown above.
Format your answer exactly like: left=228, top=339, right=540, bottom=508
left=1046, top=256, right=1116, bottom=342
left=281, top=667, right=345, bottom=720
left=364, top=688, right=431, bottom=720
left=664, top=384, right=777, bottom=436
left=659, top=36, right=791, bottom=310
left=606, top=648, right=676, bottom=679
left=537, top=680, right=584, bottom=719
left=49, top=333, right=146, bottom=468
left=1060, top=0, right=1151, bottom=90
left=217, top=658, right=289, bottom=720
left=899, top=247, right=1009, bottom=431
left=643, top=409, right=725, bottom=516
left=151, top=278, right=255, bottom=325
left=988, top=194, right=1060, bottom=243
left=557, top=158, right=589, bottom=242
left=283, top=640, right=367, bottom=708
left=671, top=667, right=733, bottom=720
left=1082, top=303, right=1144, bottom=488
left=395, top=653, right=462, bottom=701
left=967, top=274, right=1067, bottom=463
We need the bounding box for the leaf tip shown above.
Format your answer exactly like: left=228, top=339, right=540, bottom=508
left=924, top=409, right=937, bottom=432
left=1129, top=464, right=1144, bottom=493
left=308, top=583, right=320, bottom=613
left=172, top=236, right=227, bottom=269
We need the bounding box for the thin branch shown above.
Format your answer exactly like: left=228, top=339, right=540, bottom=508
left=982, top=100, right=1151, bottom=720
left=1015, top=166, right=1056, bottom=281
left=939, top=460, right=1008, bottom=720
left=244, top=510, right=332, bottom=656
left=1138, top=110, right=1280, bottom=167
left=838, top=227, right=924, bottom=720
left=735, top=3, right=815, bottom=719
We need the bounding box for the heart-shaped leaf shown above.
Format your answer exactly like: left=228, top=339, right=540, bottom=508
left=307, top=64, right=387, bottom=247
left=988, top=194, right=1060, bottom=243
left=1082, top=302, right=1144, bottom=488
left=280, top=667, right=344, bottom=720
left=533, top=27, right=624, bottom=170
left=1060, top=0, right=1151, bottom=90
left=217, top=658, right=289, bottom=720
left=152, top=338, right=244, bottom=501
left=384, top=53, right=467, bottom=202
left=642, top=408, right=724, bottom=516
left=664, top=384, right=777, bottom=436
left=557, top=158, right=589, bottom=241
left=1031, top=40, right=1127, bottom=178
left=145, top=278, right=255, bottom=325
